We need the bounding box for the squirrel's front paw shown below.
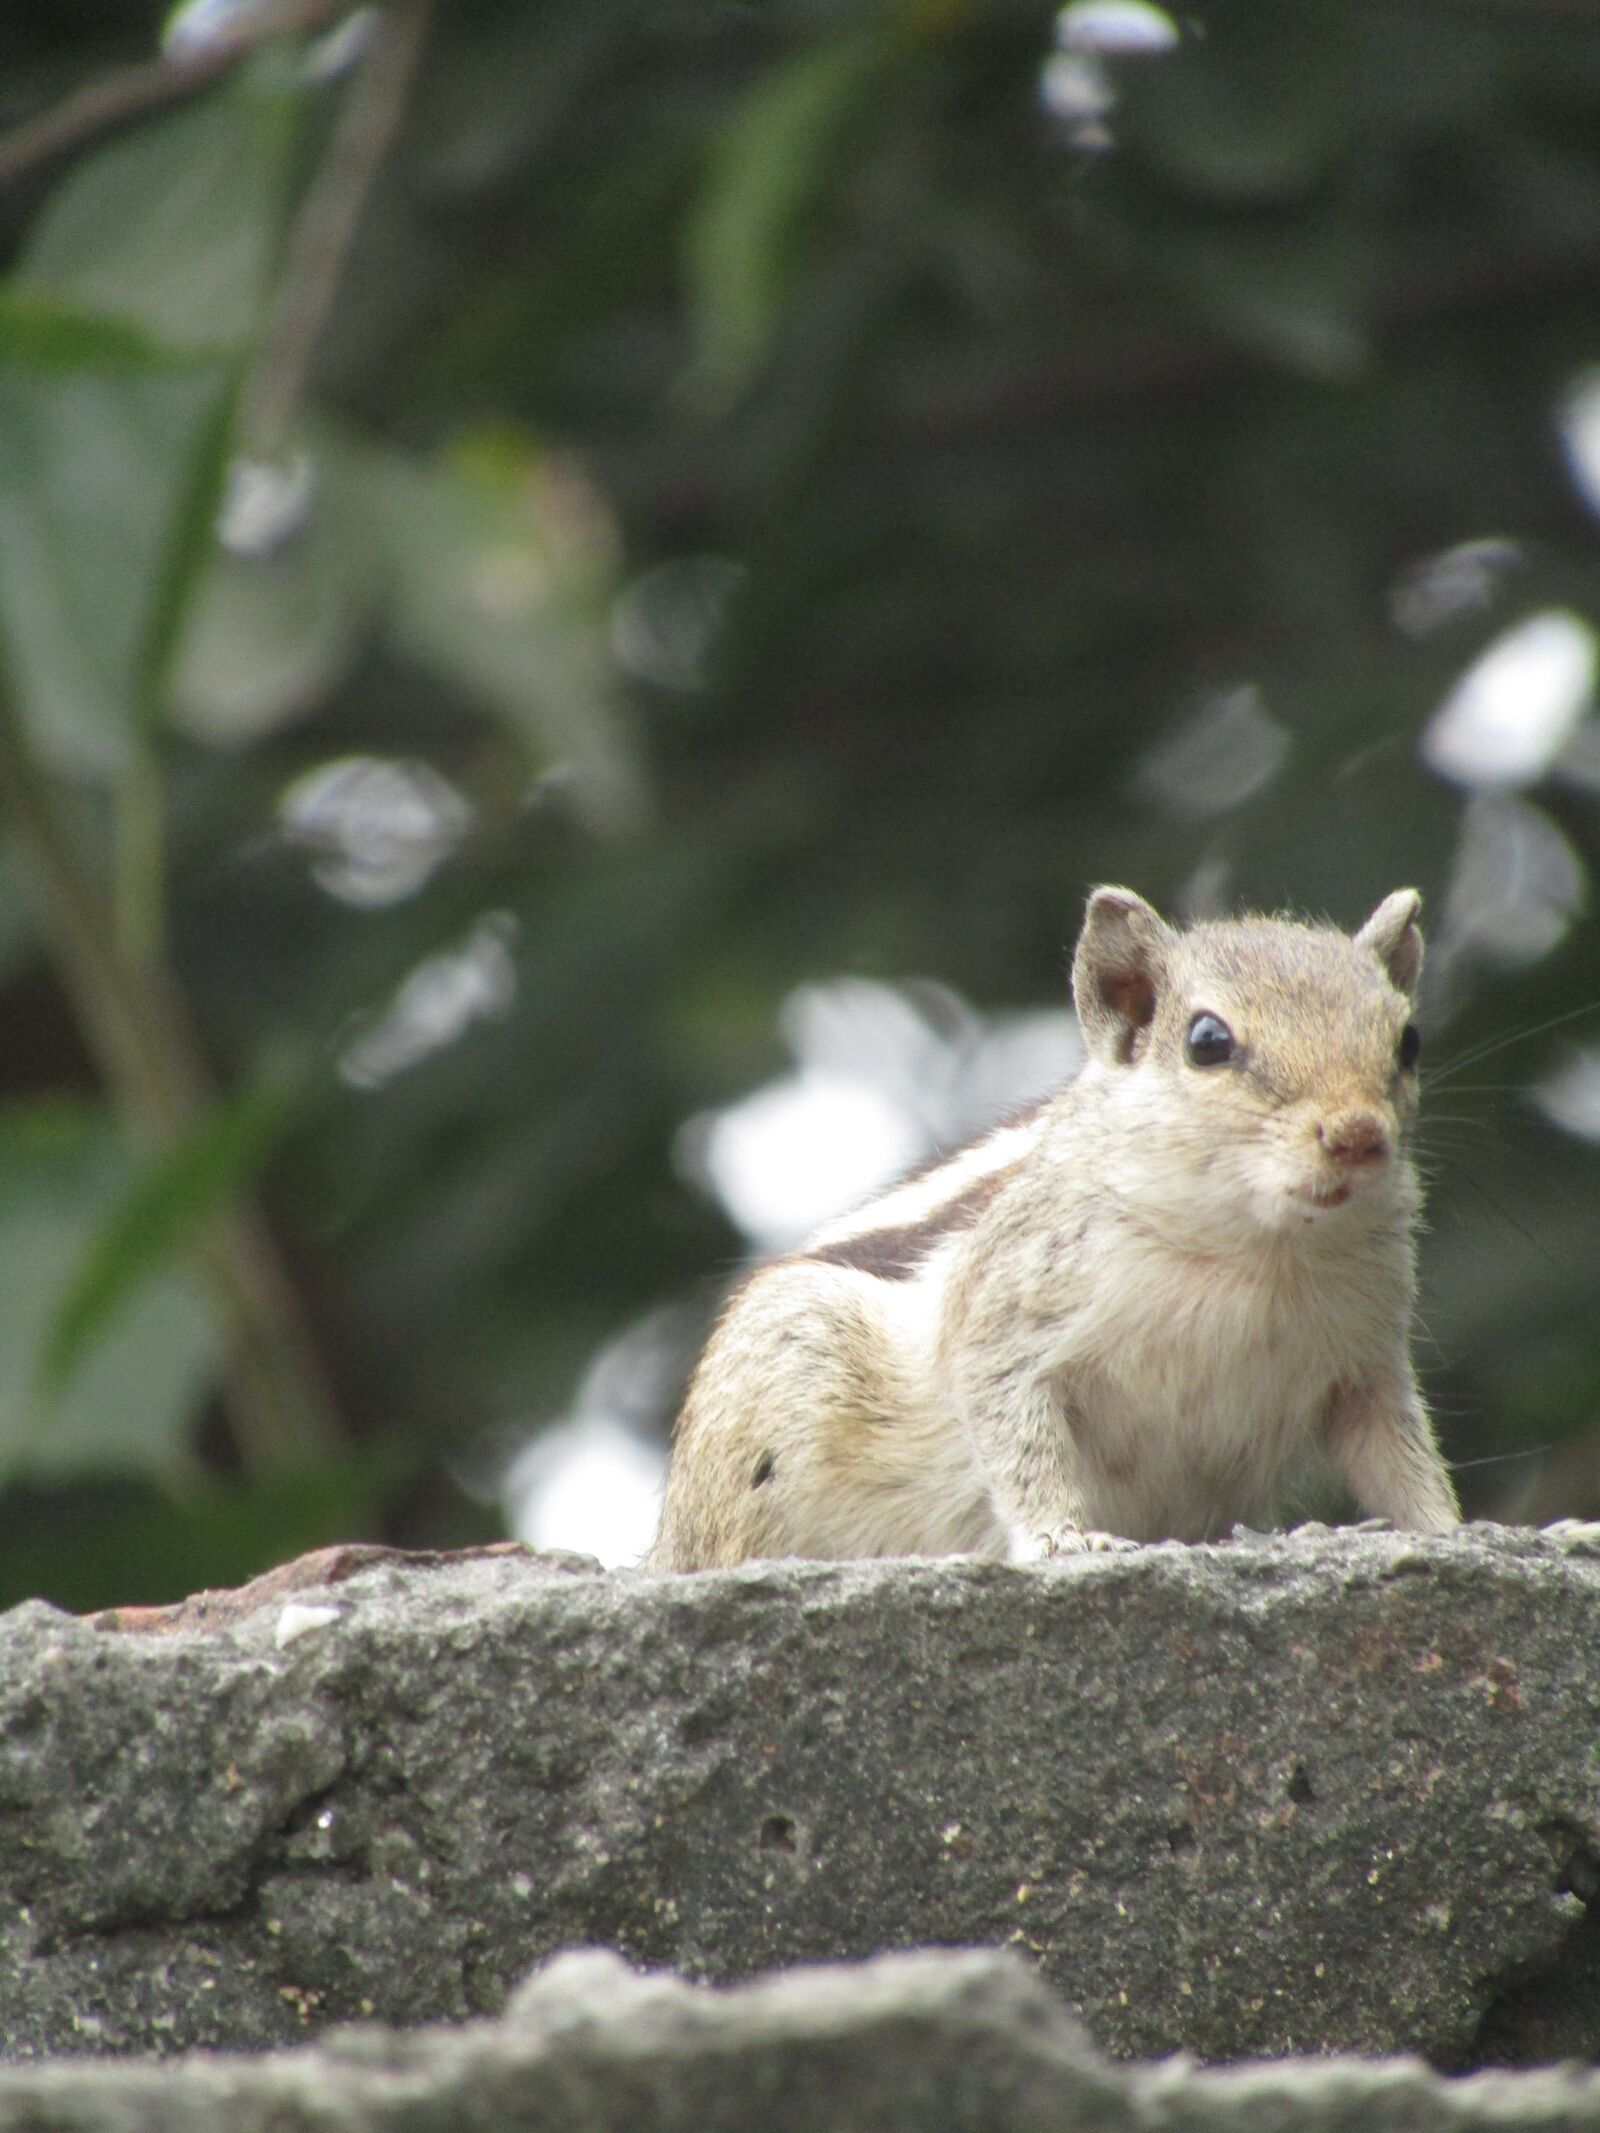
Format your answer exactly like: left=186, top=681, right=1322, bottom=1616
left=1012, top=1526, right=1140, bottom=1560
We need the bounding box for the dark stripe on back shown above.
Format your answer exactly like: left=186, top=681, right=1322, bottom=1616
left=799, top=1167, right=1016, bottom=1282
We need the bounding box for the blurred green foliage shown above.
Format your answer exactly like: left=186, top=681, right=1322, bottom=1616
left=1, top=0, right=1600, bottom=1609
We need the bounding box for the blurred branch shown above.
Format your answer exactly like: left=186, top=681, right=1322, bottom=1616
left=114, top=744, right=166, bottom=971
left=0, top=686, right=342, bottom=1471
left=238, top=0, right=434, bottom=456
left=0, top=0, right=351, bottom=191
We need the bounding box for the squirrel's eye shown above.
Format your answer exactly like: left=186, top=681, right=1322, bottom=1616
left=1186, top=1012, right=1235, bottom=1068
left=1398, top=1022, right=1421, bottom=1072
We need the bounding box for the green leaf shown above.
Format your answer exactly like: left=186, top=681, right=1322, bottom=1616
left=1167, top=228, right=1371, bottom=381
left=40, top=1080, right=292, bottom=1402
left=135, top=375, right=246, bottom=724
left=0, top=59, right=306, bottom=764
left=683, top=29, right=899, bottom=407
left=0, top=337, right=232, bottom=773
left=345, top=424, right=646, bottom=828
left=0, top=1102, right=219, bottom=1484
left=0, top=290, right=203, bottom=374
left=14, top=61, right=300, bottom=356
left=1114, top=14, right=1362, bottom=205
left=169, top=443, right=368, bottom=744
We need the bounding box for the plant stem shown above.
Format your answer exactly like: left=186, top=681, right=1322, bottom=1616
left=0, top=0, right=353, bottom=189
left=238, top=0, right=435, bottom=460
left=114, top=743, right=166, bottom=973
left=0, top=690, right=341, bottom=1471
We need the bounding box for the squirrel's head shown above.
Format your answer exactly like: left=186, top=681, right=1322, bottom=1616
left=1071, top=886, right=1424, bottom=1240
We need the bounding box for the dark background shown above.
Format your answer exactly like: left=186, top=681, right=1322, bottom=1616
left=2, top=0, right=1599, bottom=1608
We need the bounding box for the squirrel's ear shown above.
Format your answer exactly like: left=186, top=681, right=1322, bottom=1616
left=1354, top=889, right=1423, bottom=997
left=1073, top=887, right=1173, bottom=1062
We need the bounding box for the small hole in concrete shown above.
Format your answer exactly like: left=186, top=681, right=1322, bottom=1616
left=1542, top=1816, right=1600, bottom=1904
left=1286, top=1761, right=1315, bottom=1805
left=760, top=1814, right=797, bottom=1853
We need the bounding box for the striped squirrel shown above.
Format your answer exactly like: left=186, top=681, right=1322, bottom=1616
left=649, top=887, right=1461, bottom=1570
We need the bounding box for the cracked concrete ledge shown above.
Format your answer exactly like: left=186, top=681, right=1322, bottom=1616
left=2, top=1524, right=1599, bottom=2073
left=2, top=1946, right=1600, bottom=2132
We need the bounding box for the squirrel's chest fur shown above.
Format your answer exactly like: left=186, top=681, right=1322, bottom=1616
left=936, top=1196, right=1403, bottom=1541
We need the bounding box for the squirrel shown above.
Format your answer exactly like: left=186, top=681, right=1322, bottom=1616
left=648, top=887, right=1462, bottom=1571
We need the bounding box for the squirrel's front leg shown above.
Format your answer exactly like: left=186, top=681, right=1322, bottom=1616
left=958, top=1371, right=1136, bottom=1560
left=1323, top=1373, right=1461, bottom=1534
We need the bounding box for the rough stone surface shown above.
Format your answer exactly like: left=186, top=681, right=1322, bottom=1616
left=1, top=1947, right=1600, bottom=2132
left=3, top=1525, right=1600, bottom=2066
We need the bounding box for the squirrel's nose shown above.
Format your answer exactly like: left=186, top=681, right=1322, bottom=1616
left=1317, top=1109, right=1391, bottom=1167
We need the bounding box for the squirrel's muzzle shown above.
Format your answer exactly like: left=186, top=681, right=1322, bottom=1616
left=1316, top=1108, right=1392, bottom=1168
